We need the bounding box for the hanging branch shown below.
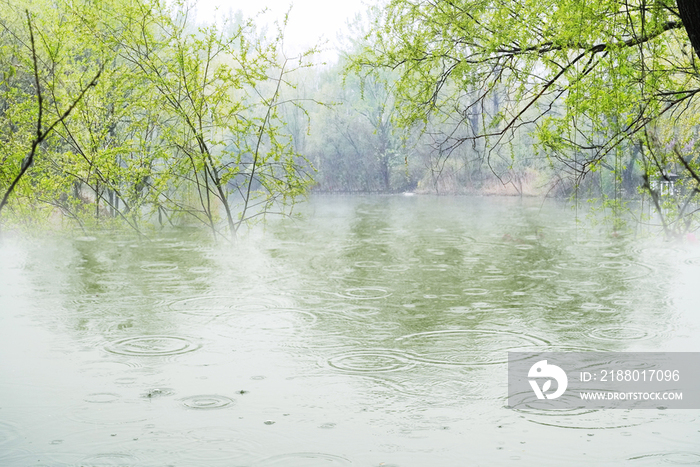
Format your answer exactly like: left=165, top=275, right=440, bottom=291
left=0, top=10, right=102, bottom=224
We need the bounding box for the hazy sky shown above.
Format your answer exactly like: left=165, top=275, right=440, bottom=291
left=194, top=0, right=373, bottom=61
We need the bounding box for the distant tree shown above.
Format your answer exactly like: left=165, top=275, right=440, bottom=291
left=306, top=10, right=416, bottom=193
left=353, top=0, right=700, bottom=233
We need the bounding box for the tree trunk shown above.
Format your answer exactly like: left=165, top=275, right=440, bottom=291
left=678, top=0, right=700, bottom=60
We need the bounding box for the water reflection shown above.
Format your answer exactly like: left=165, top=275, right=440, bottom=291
left=0, top=195, right=698, bottom=466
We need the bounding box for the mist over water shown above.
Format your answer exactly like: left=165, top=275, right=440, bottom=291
left=1, top=195, right=699, bottom=466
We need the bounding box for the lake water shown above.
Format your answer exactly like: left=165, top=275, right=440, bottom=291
left=1, top=195, right=699, bottom=466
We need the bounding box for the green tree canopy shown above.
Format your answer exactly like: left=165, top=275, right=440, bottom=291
left=353, top=2, right=694, bottom=170
left=351, top=0, right=700, bottom=234
left=0, top=0, right=317, bottom=239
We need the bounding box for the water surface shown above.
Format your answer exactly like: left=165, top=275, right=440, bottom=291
left=1, top=195, right=699, bottom=466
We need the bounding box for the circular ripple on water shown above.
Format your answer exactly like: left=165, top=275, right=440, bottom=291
left=327, top=350, right=416, bottom=374
left=68, top=405, right=151, bottom=425
left=508, top=390, right=597, bottom=418
left=168, top=295, right=291, bottom=314
left=78, top=452, right=139, bottom=466
left=599, top=260, right=633, bottom=269
left=554, top=260, right=596, bottom=271
left=181, top=395, right=235, bottom=410
left=139, top=262, right=178, bottom=272
left=463, top=288, right=489, bottom=295
left=320, top=303, right=381, bottom=319
left=114, top=377, right=138, bottom=386
left=338, top=287, right=392, bottom=300
left=440, top=294, right=461, bottom=301
left=106, top=336, right=201, bottom=356
left=214, top=309, right=318, bottom=340
left=254, top=452, right=352, bottom=466
left=520, top=269, right=560, bottom=280
left=382, top=264, right=411, bottom=272
left=579, top=302, right=618, bottom=314
left=525, top=412, right=647, bottom=430
left=586, top=326, right=650, bottom=341
left=482, top=275, right=509, bottom=282
left=187, top=266, right=212, bottom=274
left=612, top=299, right=633, bottom=306
left=418, top=263, right=451, bottom=272
left=599, top=260, right=654, bottom=281
left=395, top=329, right=549, bottom=366
left=84, top=393, right=121, bottom=403
left=507, top=389, right=652, bottom=430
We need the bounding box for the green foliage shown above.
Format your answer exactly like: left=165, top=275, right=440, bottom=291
left=0, top=0, right=317, bottom=239
left=349, top=0, right=700, bottom=231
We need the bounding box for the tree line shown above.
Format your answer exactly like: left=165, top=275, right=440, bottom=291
left=3, top=0, right=700, bottom=238
left=344, top=0, right=700, bottom=237
left=0, top=0, right=316, bottom=240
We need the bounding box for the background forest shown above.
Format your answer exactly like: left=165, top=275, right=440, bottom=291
left=2, top=0, right=700, bottom=239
